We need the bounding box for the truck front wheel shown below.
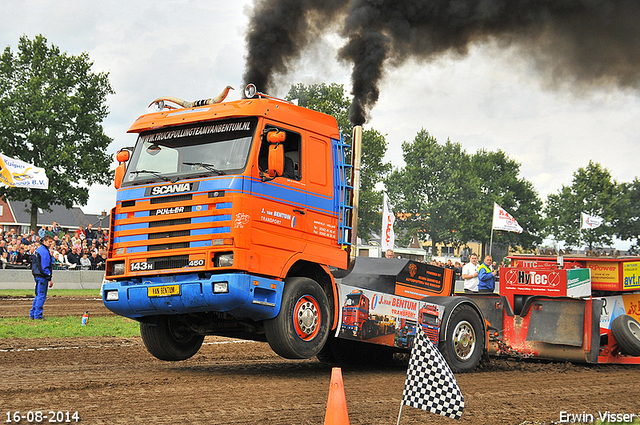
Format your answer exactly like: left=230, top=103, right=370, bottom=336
left=140, top=315, right=205, bottom=361
left=439, top=304, right=484, bottom=373
left=265, top=277, right=330, bottom=359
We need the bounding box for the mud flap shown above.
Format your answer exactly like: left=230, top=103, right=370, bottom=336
left=525, top=298, right=584, bottom=346
left=468, top=294, right=508, bottom=333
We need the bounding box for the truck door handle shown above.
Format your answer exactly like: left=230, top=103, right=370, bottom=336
left=293, top=209, right=305, bottom=215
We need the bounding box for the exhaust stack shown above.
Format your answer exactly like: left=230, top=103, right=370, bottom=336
left=350, top=125, right=363, bottom=260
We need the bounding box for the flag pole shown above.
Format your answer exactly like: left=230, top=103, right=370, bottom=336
left=396, top=404, right=404, bottom=425
left=489, top=229, right=494, bottom=257
left=579, top=213, right=583, bottom=253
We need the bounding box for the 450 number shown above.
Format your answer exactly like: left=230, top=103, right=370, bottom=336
left=188, top=259, right=205, bottom=267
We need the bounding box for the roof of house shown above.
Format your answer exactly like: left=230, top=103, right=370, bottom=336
left=1, top=199, right=109, bottom=230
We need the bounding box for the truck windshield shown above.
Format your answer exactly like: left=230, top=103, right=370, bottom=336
left=344, top=295, right=360, bottom=306
left=123, top=117, right=258, bottom=186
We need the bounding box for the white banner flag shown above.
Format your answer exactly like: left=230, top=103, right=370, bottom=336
left=581, top=212, right=604, bottom=229
left=0, top=154, right=49, bottom=190
left=381, top=193, right=395, bottom=252
left=492, top=203, right=523, bottom=233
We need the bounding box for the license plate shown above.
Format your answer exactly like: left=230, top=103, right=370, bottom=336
left=148, top=285, right=180, bottom=297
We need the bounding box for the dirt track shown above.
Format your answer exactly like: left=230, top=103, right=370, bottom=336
left=1, top=297, right=639, bottom=425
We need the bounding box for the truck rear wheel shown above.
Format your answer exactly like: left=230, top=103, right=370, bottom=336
left=439, top=304, right=484, bottom=373
left=265, top=277, right=330, bottom=359
left=611, top=314, right=640, bottom=356
left=140, top=315, right=205, bottom=361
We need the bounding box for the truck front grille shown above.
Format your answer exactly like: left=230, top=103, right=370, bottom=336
left=148, top=243, right=190, bottom=252
left=150, top=255, right=190, bottom=270
left=112, top=191, right=232, bottom=260
left=150, top=194, right=193, bottom=204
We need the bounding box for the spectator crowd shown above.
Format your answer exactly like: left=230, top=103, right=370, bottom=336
left=0, top=222, right=110, bottom=271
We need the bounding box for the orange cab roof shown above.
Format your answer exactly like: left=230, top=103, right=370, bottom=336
left=128, top=97, right=340, bottom=139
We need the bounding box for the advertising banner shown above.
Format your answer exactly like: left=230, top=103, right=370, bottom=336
left=586, top=261, right=620, bottom=291
left=581, top=212, right=604, bottom=229
left=566, top=268, right=591, bottom=298
left=0, top=153, right=48, bottom=189
left=336, top=283, right=444, bottom=348
left=501, top=268, right=592, bottom=301
left=622, top=261, right=640, bottom=290
left=492, top=203, right=523, bottom=233
left=381, top=193, right=395, bottom=252
left=501, top=268, right=566, bottom=297
left=598, top=293, right=640, bottom=329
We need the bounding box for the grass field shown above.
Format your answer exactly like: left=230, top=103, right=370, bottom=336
left=0, top=289, right=100, bottom=298
left=0, top=315, right=140, bottom=338
left=0, top=289, right=140, bottom=338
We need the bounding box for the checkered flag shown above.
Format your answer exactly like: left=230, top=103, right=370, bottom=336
left=397, top=326, right=465, bottom=422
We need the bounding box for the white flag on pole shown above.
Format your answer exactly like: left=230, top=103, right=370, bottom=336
left=381, top=193, right=395, bottom=252
left=492, top=203, right=523, bottom=233
left=0, top=153, right=49, bottom=190
left=581, top=212, right=604, bottom=229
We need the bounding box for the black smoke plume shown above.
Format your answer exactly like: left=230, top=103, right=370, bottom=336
left=242, top=0, right=347, bottom=95
left=244, top=0, right=640, bottom=126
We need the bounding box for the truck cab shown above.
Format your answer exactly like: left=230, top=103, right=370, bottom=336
left=103, top=89, right=351, bottom=360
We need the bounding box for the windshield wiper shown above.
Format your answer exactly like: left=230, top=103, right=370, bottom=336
left=130, top=170, right=175, bottom=183
left=182, top=162, right=226, bottom=175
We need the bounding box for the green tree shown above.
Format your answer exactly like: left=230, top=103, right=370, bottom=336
left=544, top=161, right=619, bottom=250
left=286, top=83, right=390, bottom=241
left=0, top=35, right=114, bottom=230
left=617, top=178, right=640, bottom=253
left=359, top=128, right=391, bottom=241
left=470, top=149, right=544, bottom=256
left=385, top=130, right=479, bottom=251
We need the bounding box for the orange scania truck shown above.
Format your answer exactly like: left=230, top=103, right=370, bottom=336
left=102, top=85, right=487, bottom=372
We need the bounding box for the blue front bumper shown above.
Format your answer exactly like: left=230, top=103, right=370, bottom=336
left=102, top=272, right=284, bottom=320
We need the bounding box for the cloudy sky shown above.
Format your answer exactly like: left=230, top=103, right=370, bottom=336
left=3, top=1, right=640, bottom=231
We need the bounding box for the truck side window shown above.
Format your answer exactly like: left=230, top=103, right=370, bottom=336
left=259, top=126, right=302, bottom=180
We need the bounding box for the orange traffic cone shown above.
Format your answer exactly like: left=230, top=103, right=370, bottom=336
left=324, top=367, right=350, bottom=425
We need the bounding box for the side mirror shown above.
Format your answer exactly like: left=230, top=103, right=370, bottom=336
left=266, top=130, right=285, bottom=144
left=268, top=143, right=284, bottom=178
left=116, top=150, right=130, bottom=162
left=261, top=130, right=285, bottom=181
left=114, top=149, right=130, bottom=189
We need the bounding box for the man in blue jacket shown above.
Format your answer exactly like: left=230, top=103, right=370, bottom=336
left=477, top=255, right=497, bottom=293
left=29, top=235, right=55, bottom=320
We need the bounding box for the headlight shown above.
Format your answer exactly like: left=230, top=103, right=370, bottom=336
left=213, top=282, right=229, bottom=293
left=105, top=290, right=119, bottom=301
left=112, top=262, right=126, bottom=275
left=214, top=252, right=234, bottom=267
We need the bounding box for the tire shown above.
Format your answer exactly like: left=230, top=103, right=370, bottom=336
left=439, top=304, right=484, bottom=373
left=406, top=335, right=414, bottom=350
left=611, top=315, right=640, bottom=356
left=316, top=336, right=337, bottom=363
left=265, top=277, right=330, bottom=359
left=140, top=315, right=204, bottom=361
left=363, top=321, right=374, bottom=339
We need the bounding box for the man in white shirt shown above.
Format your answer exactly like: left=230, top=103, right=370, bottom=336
left=461, top=253, right=480, bottom=293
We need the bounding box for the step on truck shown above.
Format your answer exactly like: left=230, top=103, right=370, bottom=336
left=102, top=85, right=487, bottom=372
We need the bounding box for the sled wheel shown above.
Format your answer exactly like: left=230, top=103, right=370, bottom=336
left=140, top=315, right=204, bottom=361
left=611, top=315, right=640, bottom=356
left=439, top=304, right=484, bottom=373
left=265, top=277, right=330, bottom=359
